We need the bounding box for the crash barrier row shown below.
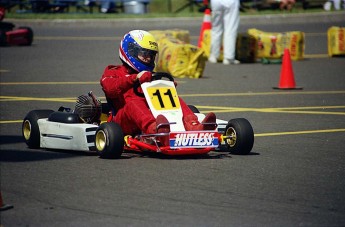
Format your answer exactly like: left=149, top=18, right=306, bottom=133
left=0, top=0, right=151, bottom=14
left=149, top=26, right=344, bottom=78
left=150, top=29, right=302, bottom=79
left=201, top=27, right=345, bottom=61
left=200, top=28, right=305, bottom=62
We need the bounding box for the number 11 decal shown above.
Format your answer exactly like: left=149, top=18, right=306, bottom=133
left=148, top=87, right=180, bottom=110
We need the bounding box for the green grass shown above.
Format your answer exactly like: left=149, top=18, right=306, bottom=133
left=4, top=0, right=326, bottom=19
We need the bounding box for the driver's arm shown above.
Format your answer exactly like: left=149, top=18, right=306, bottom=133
left=100, top=66, right=152, bottom=99
left=100, top=66, right=136, bottom=99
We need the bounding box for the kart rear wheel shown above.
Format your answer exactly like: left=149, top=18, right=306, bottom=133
left=22, top=109, right=54, bottom=148
left=223, top=118, right=254, bottom=155
left=95, top=122, right=124, bottom=159
left=0, top=30, right=7, bottom=46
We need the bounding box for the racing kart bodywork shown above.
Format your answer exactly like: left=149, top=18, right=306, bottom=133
left=22, top=73, right=254, bottom=158
left=22, top=108, right=99, bottom=151
left=0, top=7, right=33, bottom=46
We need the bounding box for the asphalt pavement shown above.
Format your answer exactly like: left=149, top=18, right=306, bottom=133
left=1, top=12, right=345, bottom=226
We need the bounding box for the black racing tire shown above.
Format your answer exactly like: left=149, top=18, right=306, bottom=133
left=18, top=26, right=34, bottom=46
left=22, top=109, right=55, bottom=148
left=188, top=105, right=200, bottom=113
left=0, top=22, right=15, bottom=32
left=223, top=118, right=254, bottom=155
left=0, top=30, right=7, bottom=46
left=95, top=122, right=124, bottom=159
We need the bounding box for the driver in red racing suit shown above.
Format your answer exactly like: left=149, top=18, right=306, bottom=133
left=100, top=30, right=216, bottom=138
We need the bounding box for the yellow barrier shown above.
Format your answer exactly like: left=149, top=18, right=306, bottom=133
left=150, top=30, right=206, bottom=79
left=248, top=29, right=305, bottom=61
left=328, top=26, right=345, bottom=57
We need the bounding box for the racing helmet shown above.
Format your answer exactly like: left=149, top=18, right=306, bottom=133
left=119, top=30, right=158, bottom=72
left=74, top=91, right=102, bottom=124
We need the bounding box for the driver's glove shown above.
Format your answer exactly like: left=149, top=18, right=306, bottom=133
left=136, top=71, right=152, bottom=84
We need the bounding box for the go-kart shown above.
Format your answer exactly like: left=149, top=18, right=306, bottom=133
left=0, top=7, right=33, bottom=46
left=22, top=72, right=254, bottom=158
left=0, top=22, right=33, bottom=46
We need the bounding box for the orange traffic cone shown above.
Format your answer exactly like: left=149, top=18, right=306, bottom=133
left=0, top=191, right=13, bottom=211
left=273, top=48, right=303, bottom=90
left=197, top=8, right=212, bottom=48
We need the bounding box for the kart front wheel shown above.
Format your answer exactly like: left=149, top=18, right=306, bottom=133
left=223, top=118, right=254, bottom=155
left=95, top=122, right=124, bottom=159
left=22, top=109, right=54, bottom=148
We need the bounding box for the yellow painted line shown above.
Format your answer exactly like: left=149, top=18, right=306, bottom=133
left=0, top=96, right=77, bottom=102
left=200, top=109, right=345, bottom=115
left=35, top=36, right=119, bottom=41
left=191, top=33, right=325, bottom=39
left=0, top=95, right=106, bottom=102
left=180, top=90, right=345, bottom=97
left=0, top=81, right=98, bottom=85
left=33, top=33, right=327, bottom=59
left=35, top=33, right=325, bottom=42
left=1, top=94, right=344, bottom=115
left=275, top=106, right=345, bottom=110
left=304, top=54, right=329, bottom=58
left=304, top=33, right=326, bottom=36
left=1, top=118, right=344, bottom=138
left=199, top=109, right=345, bottom=115
left=0, top=81, right=185, bottom=85
left=271, top=110, right=345, bottom=115
left=196, top=105, right=345, bottom=115
left=255, top=128, right=345, bottom=137
left=0, top=120, right=23, bottom=124
left=197, top=105, right=345, bottom=111
left=0, top=69, right=10, bottom=73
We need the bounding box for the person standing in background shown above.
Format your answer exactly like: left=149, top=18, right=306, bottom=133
left=208, top=0, right=241, bottom=65
left=279, top=0, right=296, bottom=11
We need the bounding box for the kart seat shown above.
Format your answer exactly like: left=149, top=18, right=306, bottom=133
left=105, top=97, right=117, bottom=117
left=48, top=111, right=81, bottom=124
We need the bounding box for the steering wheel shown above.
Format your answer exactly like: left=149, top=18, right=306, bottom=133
left=151, top=72, right=174, bottom=82
left=133, top=72, right=175, bottom=97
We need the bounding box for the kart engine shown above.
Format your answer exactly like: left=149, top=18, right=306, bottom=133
left=74, top=91, right=102, bottom=124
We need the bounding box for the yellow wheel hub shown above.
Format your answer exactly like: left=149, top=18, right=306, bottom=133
left=95, top=130, right=106, bottom=151
left=23, top=120, right=31, bottom=141
left=225, top=127, right=237, bottom=147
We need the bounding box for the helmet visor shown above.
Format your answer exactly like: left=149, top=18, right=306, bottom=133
left=128, top=42, right=157, bottom=67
